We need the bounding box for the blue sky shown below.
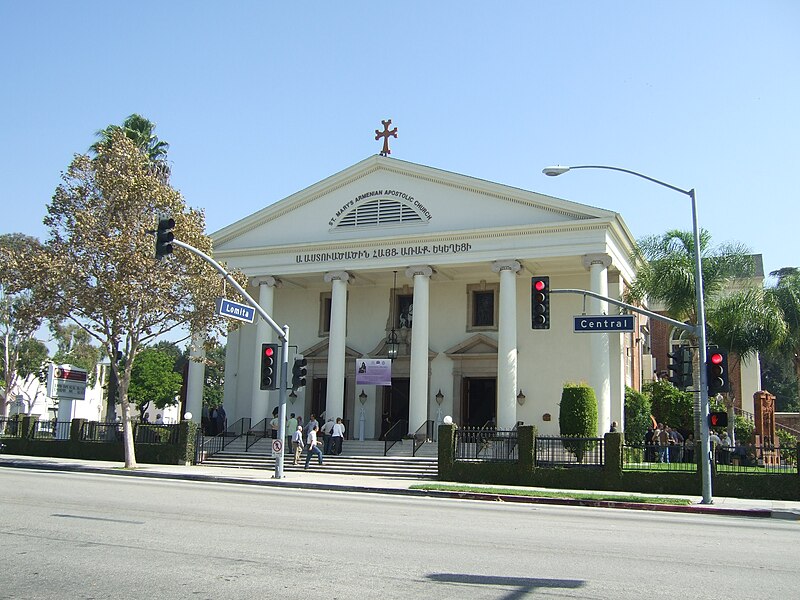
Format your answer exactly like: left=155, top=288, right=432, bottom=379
left=2, top=1, right=798, bottom=282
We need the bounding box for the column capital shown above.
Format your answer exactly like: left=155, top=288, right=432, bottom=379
left=405, top=265, right=433, bottom=279
left=491, top=259, right=522, bottom=274
left=254, top=276, right=281, bottom=288
left=583, top=253, right=612, bottom=270
left=324, top=270, right=351, bottom=283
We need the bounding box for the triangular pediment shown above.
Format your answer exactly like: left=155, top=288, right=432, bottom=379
left=301, top=339, right=363, bottom=359
left=444, top=334, right=498, bottom=357
left=212, top=155, right=616, bottom=252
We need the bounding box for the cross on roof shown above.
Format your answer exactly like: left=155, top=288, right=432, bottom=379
left=375, top=119, right=398, bottom=156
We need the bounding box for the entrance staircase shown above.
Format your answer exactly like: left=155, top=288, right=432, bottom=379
left=199, top=438, right=439, bottom=479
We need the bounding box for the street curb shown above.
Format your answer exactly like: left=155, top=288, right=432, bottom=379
left=1, top=458, right=793, bottom=520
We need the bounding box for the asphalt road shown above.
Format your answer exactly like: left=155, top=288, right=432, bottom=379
left=0, top=468, right=797, bottom=599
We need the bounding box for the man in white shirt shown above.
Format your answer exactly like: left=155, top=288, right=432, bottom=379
left=291, top=425, right=304, bottom=465
left=304, top=425, right=324, bottom=469
left=321, top=418, right=335, bottom=454
left=331, top=417, right=346, bottom=455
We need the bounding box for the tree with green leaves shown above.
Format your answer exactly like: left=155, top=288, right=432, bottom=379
left=559, top=383, right=598, bottom=461
left=765, top=268, right=800, bottom=409
left=624, top=387, right=652, bottom=443
left=0, top=234, right=49, bottom=417
left=626, top=229, right=780, bottom=436
left=128, top=347, right=183, bottom=420
left=29, top=129, right=247, bottom=468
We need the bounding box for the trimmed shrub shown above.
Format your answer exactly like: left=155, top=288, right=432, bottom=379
left=624, top=387, right=652, bottom=443
left=643, top=380, right=693, bottom=434
left=559, top=383, right=598, bottom=462
left=734, top=415, right=754, bottom=444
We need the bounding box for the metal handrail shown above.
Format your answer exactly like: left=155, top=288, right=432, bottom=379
left=733, top=406, right=800, bottom=438
left=245, top=418, right=269, bottom=452
left=412, top=420, right=434, bottom=456
left=383, top=419, right=408, bottom=456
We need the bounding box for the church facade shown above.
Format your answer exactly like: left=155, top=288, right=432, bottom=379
left=211, top=155, right=643, bottom=438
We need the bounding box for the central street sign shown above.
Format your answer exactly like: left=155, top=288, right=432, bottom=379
left=215, top=298, right=256, bottom=323
left=573, top=315, right=635, bottom=333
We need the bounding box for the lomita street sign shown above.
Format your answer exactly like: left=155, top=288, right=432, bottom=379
left=215, top=298, right=256, bottom=323
left=574, top=315, right=635, bottom=332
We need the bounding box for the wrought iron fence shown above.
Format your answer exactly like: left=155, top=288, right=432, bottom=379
left=623, top=443, right=697, bottom=472
left=455, top=427, right=519, bottom=462
left=713, top=443, right=798, bottom=474
left=1, top=417, right=21, bottom=438
left=32, top=420, right=72, bottom=440
left=81, top=421, right=123, bottom=442
left=135, top=424, right=180, bottom=444
left=536, top=436, right=604, bottom=467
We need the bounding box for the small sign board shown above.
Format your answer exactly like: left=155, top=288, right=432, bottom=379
left=573, top=315, right=635, bottom=333
left=47, top=364, right=88, bottom=400
left=215, top=298, right=256, bottom=324
left=355, top=359, right=392, bottom=386
left=272, top=439, right=283, bottom=457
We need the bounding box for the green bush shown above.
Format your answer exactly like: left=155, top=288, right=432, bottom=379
left=734, top=415, right=754, bottom=444
left=624, top=387, right=652, bottom=443
left=776, top=428, right=798, bottom=466
left=559, top=383, right=598, bottom=462
left=643, top=380, right=693, bottom=433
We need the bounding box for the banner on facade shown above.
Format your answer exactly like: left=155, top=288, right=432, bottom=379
left=355, top=359, right=392, bottom=386
left=47, top=363, right=88, bottom=400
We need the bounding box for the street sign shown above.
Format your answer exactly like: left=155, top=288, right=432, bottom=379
left=215, top=298, right=256, bottom=323
left=573, top=315, right=634, bottom=333
left=271, top=439, right=283, bottom=457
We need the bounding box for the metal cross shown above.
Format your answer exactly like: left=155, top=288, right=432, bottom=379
left=375, top=119, right=398, bottom=156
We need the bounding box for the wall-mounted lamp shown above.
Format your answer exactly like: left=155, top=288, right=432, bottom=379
left=289, top=390, right=297, bottom=403
left=435, top=389, right=444, bottom=405
left=359, top=389, right=368, bottom=405
left=517, top=390, right=526, bottom=406
left=387, top=270, right=399, bottom=359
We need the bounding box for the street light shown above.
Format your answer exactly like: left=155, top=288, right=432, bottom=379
left=542, top=164, right=714, bottom=504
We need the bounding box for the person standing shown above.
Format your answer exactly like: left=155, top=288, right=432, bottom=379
left=216, top=405, right=227, bottom=435
left=287, top=413, right=298, bottom=451
left=304, top=425, right=324, bottom=469
left=270, top=407, right=280, bottom=440
left=291, top=425, right=304, bottom=465
left=321, top=418, right=335, bottom=454
left=331, top=417, right=346, bottom=455
left=306, top=414, right=318, bottom=437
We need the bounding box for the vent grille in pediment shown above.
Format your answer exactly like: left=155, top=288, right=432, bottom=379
left=335, top=198, right=425, bottom=229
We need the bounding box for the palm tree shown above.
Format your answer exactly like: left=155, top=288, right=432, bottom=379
left=766, top=268, right=800, bottom=406
left=625, top=229, right=775, bottom=435
left=91, top=114, right=170, bottom=181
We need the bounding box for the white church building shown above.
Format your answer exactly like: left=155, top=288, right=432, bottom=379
left=210, top=155, right=643, bottom=438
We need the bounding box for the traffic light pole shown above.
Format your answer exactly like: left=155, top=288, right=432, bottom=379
left=171, top=239, right=290, bottom=479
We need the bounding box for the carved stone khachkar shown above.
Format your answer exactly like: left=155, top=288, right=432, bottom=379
left=753, top=390, right=779, bottom=465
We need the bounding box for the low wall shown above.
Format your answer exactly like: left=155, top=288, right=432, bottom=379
left=438, top=425, right=800, bottom=501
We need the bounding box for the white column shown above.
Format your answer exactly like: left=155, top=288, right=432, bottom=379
left=609, top=277, right=626, bottom=432
left=251, top=277, right=278, bottom=426
left=406, top=265, right=433, bottom=434
left=584, top=253, right=612, bottom=435
left=186, top=331, right=206, bottom=425
left=324, top=271, right=350, bottom=422
left=492, top=260, right=521, bottom=429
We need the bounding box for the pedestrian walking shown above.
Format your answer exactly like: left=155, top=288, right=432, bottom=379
left=304, top=425, right=324, bottom=469
left=292, top=425, right=304, bottom=465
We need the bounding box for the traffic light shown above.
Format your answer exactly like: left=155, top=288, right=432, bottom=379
left=291, top=357, right=308, bottom=390
left=708, top=412, right=728, bottom=428
left=667, top=346, right=693, bottom=389
left=155, top=217, right=175, bottom=259
left=531, top=276, right=550, bottom=329
left=707, top=348, right=730, bottom=394
left=260, top=343, right=278, bottom=390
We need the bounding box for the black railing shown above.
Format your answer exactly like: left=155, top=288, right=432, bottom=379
left=134, top=423, right=180, bottom=444
left=713, top=443, right=798, bottom=474
left=0, top=417, right=21, bottom=438
left=33, top=420, right=71, bottom=440
left=623, top=442, right=697, bottom=472
left=81, top=421, right=123, bottom=442
left=245, top=418, right=269, bottom=451
left=455, top=427, right=519, bottom=462
left=383, top=419, right=408, bottom=456
left=196, top=417, right=251, bottom=462
left=536, top=436, right=604, bottom=467
left=412, top=420, right=435, bottom=456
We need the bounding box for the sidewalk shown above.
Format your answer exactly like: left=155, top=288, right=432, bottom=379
left=2, top=454, right=799, bottom=520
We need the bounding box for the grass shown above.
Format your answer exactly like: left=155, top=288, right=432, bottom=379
left=410, top=483, right=693, bottom=506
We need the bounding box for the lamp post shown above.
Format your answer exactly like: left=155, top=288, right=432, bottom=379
left=359, top=389, right=367, bottom=441
left=543, top=164, right=713, bottom=504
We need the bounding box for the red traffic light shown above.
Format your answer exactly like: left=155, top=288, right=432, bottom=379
left=708, top=412, right=728, bottom=427
left=710, top=352, right=723, bottom=365
left=534, top=279, right=546, bottom=292
left=264, top=346, right=274, bottom=357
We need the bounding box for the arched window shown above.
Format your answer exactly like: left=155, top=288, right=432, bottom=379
left=333, top=197, right=426, bottom=229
